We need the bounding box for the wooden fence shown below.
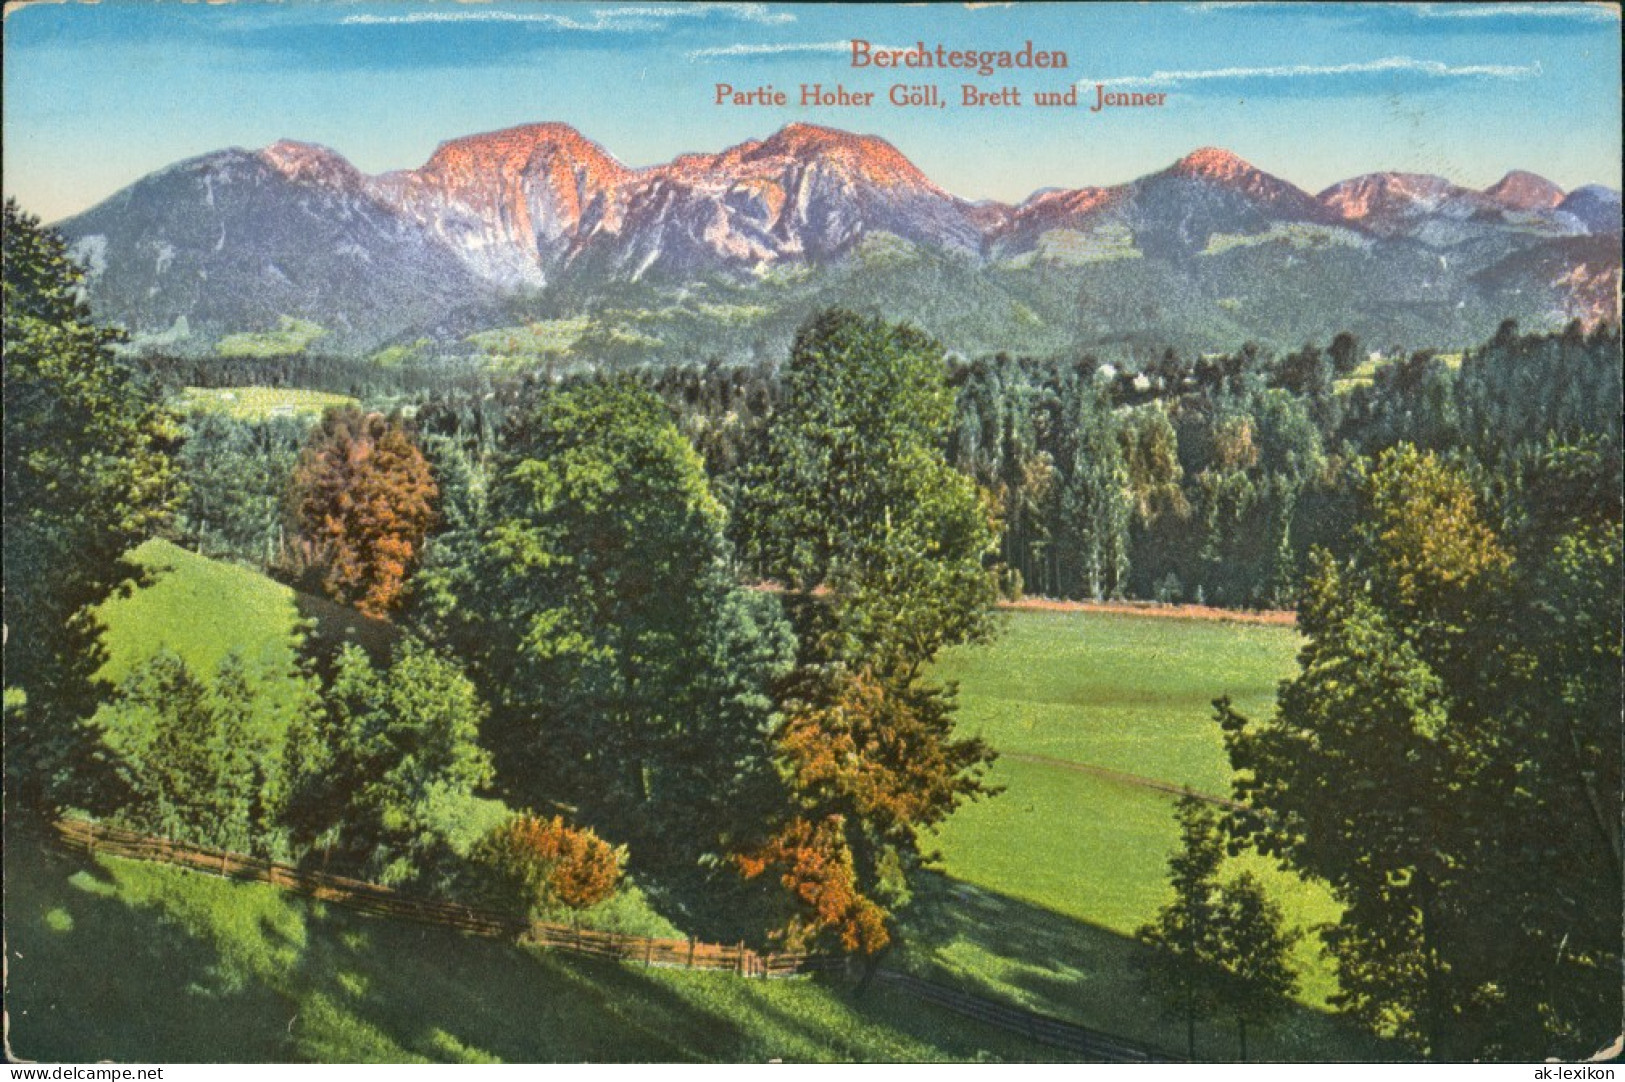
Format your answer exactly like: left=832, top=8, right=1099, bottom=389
left=50, top=818, right=1185, bottom=1060
left=51, top=818, right=830, bottom=979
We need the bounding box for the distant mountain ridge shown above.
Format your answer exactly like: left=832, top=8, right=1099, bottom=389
left=52, top=121, right=1622, bottom=356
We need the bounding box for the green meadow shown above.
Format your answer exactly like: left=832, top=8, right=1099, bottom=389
left=27, top=549, right=1393, bottom=1060
left=177, top=386, right=358, bottom=421
left=93, top=539, right=396, bottom=688
left=905, top=609, right=1392, bottom=1061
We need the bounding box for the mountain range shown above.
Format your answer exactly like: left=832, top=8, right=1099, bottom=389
left=52, top=121, right=1622, bottom=360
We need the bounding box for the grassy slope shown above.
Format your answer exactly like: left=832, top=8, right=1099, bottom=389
left=82, top=540, right=670, bottom=933
left=90, top=539, right=317, bottom=753
left=94, top=539, right=305, bottom=687
left=909, top=609, right=1393, bottom=1061
left=43, top=544, right=1069, bottom=1061
left=5, top=824, right=1065, bottom=1064
left=92, top=538, right=396, bottom=709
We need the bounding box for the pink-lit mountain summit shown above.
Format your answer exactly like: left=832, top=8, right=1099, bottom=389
left=53, top=121, right=1622, bottom=352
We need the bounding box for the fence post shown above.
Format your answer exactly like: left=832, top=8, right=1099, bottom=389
left=687, top=937, right=696, bottom=969
left=644, top=938, right=653, bottom=968
left=737, top=940, right=745, bottom=975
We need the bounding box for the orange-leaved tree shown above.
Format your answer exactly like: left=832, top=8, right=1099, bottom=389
left=736, top=814, right=889, bottom=955
left=779, top=669, right=994, bottom=848
left=471, top=813, right=625, bottom=919
left=291, top=408, right=437, bottom=618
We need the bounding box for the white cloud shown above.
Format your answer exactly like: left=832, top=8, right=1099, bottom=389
left=687, top=40, right=858, bottom=61
left=341, top=11, right=623, bottom=29
left=1187, top=2, right=1614, bottom=20
left=593, top=4, right=795, bottom=25
left=1412, top=3, right=1616, bottom=20
left=1079, top=55, right=1542, bottom=89
left=340, top=4, right=794, bottom=31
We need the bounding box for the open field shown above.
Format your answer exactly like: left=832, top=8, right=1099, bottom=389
left=5, top=821, right=1068, bottom=1063
left=1333, top=350, right=1464, bottom=395
left=94, top=539, right=395, bottom=687
left=934, top=609, right=1299, bottom=791
left=178, top=386, right=358, bottom=421
left=91, top=539, right=316, bottom=739
left=213, top=317, right=329, bottom=359
left=908, top=609, right=1393, bottom=1061
left=1001, top=596, right=1295, bottom=627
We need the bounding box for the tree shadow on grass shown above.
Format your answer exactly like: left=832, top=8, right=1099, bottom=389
left=8, top=818, right=1273, bottom=1064
left=4, top=825, right=297, bottom=1063
left=895, top=869, right=1401, bottom=1064
left=280, top=902, right=732, bottom=1062
left=283, top=899, right=1074, bottom=1063
left=290, top=590, right=400, bottom=678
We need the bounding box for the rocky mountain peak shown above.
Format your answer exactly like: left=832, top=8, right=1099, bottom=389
left=258, top=140, right=365, bottom=190
left=740, top=123, right=941, bottom=190
left=1484, top=169, right=1565, bottom=211
left=419, top=122, right=632, bottom=189
left=1168, top=147, right=1260, bottom=184
left=1317, top=172, right=1463, bottom=221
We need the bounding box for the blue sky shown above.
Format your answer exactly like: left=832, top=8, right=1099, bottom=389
left=4, top=1, right=1619, bottom=222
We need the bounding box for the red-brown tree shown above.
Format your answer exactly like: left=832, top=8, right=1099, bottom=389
left=291, top=408, right=437, bottom=618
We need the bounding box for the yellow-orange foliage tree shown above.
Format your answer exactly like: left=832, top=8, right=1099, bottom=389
left=472, top=813, right=625, bottom=918
left=291, top=408, right=437, bottom=618
left=736, top=814, right=889, bottom=955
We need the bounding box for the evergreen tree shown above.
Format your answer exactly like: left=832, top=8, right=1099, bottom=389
left=1215, top=872, right=1300, bottom=1061
left=3, top=200, right=178, bottom=805
left=467, top=378, right=795, bottom=905
left=1051, top=376, right=1132, bottom=600
left=97, top=650, right=273, bottom=854
left=1139, top=795, right=1299, bottom=1061
left=1137, top=794, right=1230, bottom=1059
left=1218, top=445, right=1620, bottom=1059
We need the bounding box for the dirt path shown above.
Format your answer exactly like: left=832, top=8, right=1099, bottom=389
left=999, top=597, right=1296, bottom=627
left=999, top=751, right=1246, bottom=811
left=748, top=582, right=1297, bottom=627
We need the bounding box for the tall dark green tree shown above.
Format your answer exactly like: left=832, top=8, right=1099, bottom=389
left=175, top=412, right=305, bottom=569
left=1214, top=872, right=1300, bottom=1061
left=737, top=309, right=1000, bottom=924
left=466, top=378, right=795, bottom=905
left=1050, top=375, right=1132, bottom=601
left=1218, top=445, right=1621, bottom=1060
left=1137, top=794, right=1230, bottom=1059
left=3, top=199, right=178, bottom=804
left=96, top=649, right=273, bottom=854
left=1138, top=795, right=1299, bottom=1061
left=738, top=309, right=1001, bottom=676
left=282, top=638, right=493, bottom=886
